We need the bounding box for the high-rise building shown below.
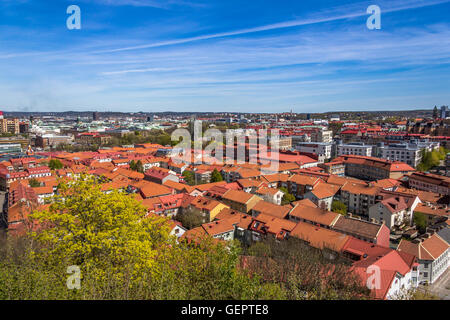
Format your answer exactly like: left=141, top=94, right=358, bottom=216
left=0, top=117, right=20, bottom=134
left=440, top=106, right=448, bottom=119
left=93, top=112, right=100, bottom=121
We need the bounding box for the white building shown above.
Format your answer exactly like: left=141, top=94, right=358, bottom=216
left=398, top=234, right=449, bottom=285
left=311, top=129, right=333, bottom=143
left=337, top=143, right=373, bottom=157
left=379, top=143, right=423, bottom=168
left=295, top=142, right=332, bottom=162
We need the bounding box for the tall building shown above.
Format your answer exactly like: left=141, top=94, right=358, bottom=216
left=0, top=117, right=20, bottom=134
left=93, top=112, right=100, bottom=121
left=440, top=106, right=449, bottom=119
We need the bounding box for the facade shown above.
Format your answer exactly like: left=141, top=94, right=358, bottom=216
left=379, top=143, right=422, bottom=168
left=35, top=134, right=73, bottom=149
left=368, top=197, right=412, bottom=230
left=318, top=160, right=345, bottom=176
left=336, top=155, right=416, bottom=181
left=0, top=118, right=20, bottom=134
left=408, top=172, right=450, bottom=196
left=398, top=234, right=449, bottom=285
left=337, top=143, right=373, bottom=157
left=340, top=183, right=380, bottom=216
left=310, top=129, right=333, bottom=143
left=295, top=142, right=332, bottom=162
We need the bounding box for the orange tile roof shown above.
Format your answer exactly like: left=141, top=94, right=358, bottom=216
left=291, top=222, right=350, bottom=252
left=139, top=182, right=173, bottom=199
left=251, top=200, right=290, bottom=219
left=222, top=189, right=258, bottom=204
left=310, top=182, right=340, bottom=199
left=289, top=204, right=340, bottom=227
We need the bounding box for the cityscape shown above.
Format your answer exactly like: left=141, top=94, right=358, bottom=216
left=0, top=0, right=449, bottom=306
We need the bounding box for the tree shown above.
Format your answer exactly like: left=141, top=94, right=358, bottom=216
left=279, top=187, right=295, bottom=205
left=331, top=200, right=347, bottom=216
left=30, top=176, right=170, bottom=280
left=0, top=177, right=280, bottom=300
left=182, top=170, right=195, bottom=186
left=175, top=206, right=205, bottom=229
left=413, top=211, right=427, bottom=234
left=28, top=178, right=41, bottom=188
left=130, top=160, right=144, bottom=173
left=48, top=159, right=63, bottom=170
left=210, top=169, right=223, bottom=183
left=243, top=237, right=371, bottom=300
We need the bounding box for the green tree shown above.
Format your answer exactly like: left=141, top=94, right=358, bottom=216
left=413, top=211, right=427, bottom=233
left=48, top=159, right=63, bottom=170
left=182, top=170, right=195, bottom=186
left=28, top=178, right=41, bottom=188
left=210, top=169, right=223, bottom=183
left=175, top=207, right=205, bottom=230
left=280, top=187, right=296, bottom=205
left=0, top=177, right=280, bottom=300
left=331, top=200, right=347, bottom=216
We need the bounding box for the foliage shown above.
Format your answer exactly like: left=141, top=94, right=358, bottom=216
left=175, top=207, right=205, bottom=230
left=243, top=237, right=371, bottom=300
left=105, top=130, right=178, bottom=148
left=279, top=187, right=295, bottom=205
left=210, top=169, right=223, bottom=183
left=28, top=178, right=41, bottom=188
left=331, top=200, right=347, bottom=216
left=129, top=160, right=144, bottom=173
left=48, top=159, right=63, bottom=170
left=0, top=177, right=280, bottom=300
left=417, top=147, right=448, bottom=172
left=413, top=211, right=427, bottom=233
left=182, top=170, right=195, bottom=186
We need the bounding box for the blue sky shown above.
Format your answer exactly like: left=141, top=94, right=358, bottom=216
left=0, top=0, right=449, bottom=113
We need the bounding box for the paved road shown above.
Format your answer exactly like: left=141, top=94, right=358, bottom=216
left=420, top=268, right=450, bottom=300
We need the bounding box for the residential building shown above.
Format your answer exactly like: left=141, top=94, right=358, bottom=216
left=397, top=234, right=449, bottom=284
left=310, top=129, right=333, bottom=143
left=303, top=182, right=340, bottom=211
left=336, top=155, right=416, bottom=180
left=295, top=142, right=332, bottom=162
left=408, top=172, right=450, bottom=196
left=318, top=160, right=345, bottom=176
left=0, top=118, right=20, bottom=134
left=340, top=183, right=380, bottom=216
left=221, top=189, right=262, bottom=213
left=378, top=143, right=422, bottom=168
left=332, top=215, right=390, bottom=247
left=337, top=142, right=373, bottom=157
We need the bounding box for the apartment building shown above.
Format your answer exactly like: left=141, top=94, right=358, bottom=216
left=336, top=155, right=416, bottom=180
left=310, top=129, right=333, bottom=143
left=379, top=143, right=422, bottom=168
left=295, top=142, right=332, bottom=162
left=340, top=183, right=380, bottom=216
left=337, top=142, right=373, bottom=157
left=318, top=160, right=345, bottom=176
left=408, top=172, right=450, bottom=196
left=398, top=234, right=449, bottom=285
left=0, top=118, right=20, bottom=134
